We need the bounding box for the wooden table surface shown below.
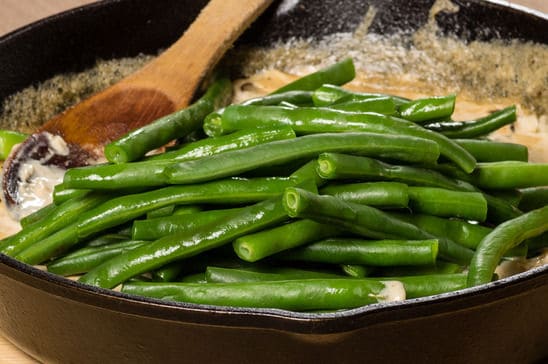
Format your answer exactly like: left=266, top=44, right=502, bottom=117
left=0, top=0, right=546, bottom=362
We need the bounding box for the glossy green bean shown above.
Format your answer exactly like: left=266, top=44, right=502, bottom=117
left=147, top=126, right=296, bottom=161
left=19, top=202, right=57, bottom=228
left=398, top=94, right=456, bottom=123
left=47, top=239, right=148, bottom=276
left=205, top=266, right=343, bottom=283
left=424, top=105, right=516, bottom=138
left=104, top=76, right=232, bottom=163
left=0, top=129, right=27, bottom=160
left=390, top=212, right=491, bottom=250
left=76, top=177, right=314, bottom=240
left=281, top=238, right=439, bottom=266
left=316, top=153, right=473, bottom=191
left=166, top=133, right=440, bottom=185
left=121, top=278, right=400, bottom=311
left=233, top=219, right=339, bottom=262
left=203, top=105, right=475, bottom=172
left=312, top=84, right=408, bottom=107
left=471, top=161, right=548, bottom=189
left=340, top=264, right=374, bottom=278
left=320, top=181, right=409, bottom=208
left=271, top=58, right=355, bottom=94
left=52, top=184, right=91, bottom=205
left=329, top=97, right=397, bottom=115
left=0, top=193, right=108, bottom=257
left=79, top=197, right=289, bottom=288
left=376, top=273, right=467, bottom=299
left=242, top=90, right=313, bottom=106
left=407, top=186, right=487, bottom=221
left=282, top=187, right=474, bottom=264
left=454, top=139, right=528, bottom=162
left=132, top=207, right=246, bottom=240
left=519, top=187, right=548, bottom=212
left=467, top=205, right=548, bottom=286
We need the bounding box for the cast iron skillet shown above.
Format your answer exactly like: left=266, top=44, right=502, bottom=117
left=0, top=1, right=547, bottom=363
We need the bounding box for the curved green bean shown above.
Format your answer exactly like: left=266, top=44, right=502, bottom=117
left=424, top=105, right=516, bottom=138
left=104, top=75, right=232, bottom=163
left=271, top=58, right=355, bottom=94
left=398, top=94, right=456, bottom=123
left=203, top=105, right=475, bottom=172
left=467, top=205, right=548, bottom=286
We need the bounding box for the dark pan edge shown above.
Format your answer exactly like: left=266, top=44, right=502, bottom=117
left=2, top=252, right=547, bottom=334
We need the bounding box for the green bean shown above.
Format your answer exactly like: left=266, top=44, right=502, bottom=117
left=171, top=205, right=203, bottom=215
left=81, top=233, right=131, bottom=248
left=454, top=139, right=528, bottom=162
left=282, top=187, right=474, bottom=264
left=242, top=90, right=313, bottom=106
left=328, top=97, right=397, bottom=115
left=289, top=160, right=326, bottom=187
left=0, top=129, right=27, bottom=160
left=147, top=126, right=296, bottom=161
left=407, top=186, right=487, bottom=221
left=204, top=105, right=475, bottom=172
left=166, top=133, right=440, bottom=185
left=233, top=219, right=340, bottom=262
left=376, top=273, right=467, bottom=299
left=312, top=84, right=409, bottom=107
left=390, top=212, right=491, bottom=250
left=0, top=193, right=108, bottom=257
left=424, top=105, right=516, bottom=138
left=79, top=197, right=289, bottom=288
left=19, top=202, right=57, bottom=228
left=374, top=262, right=463, bottom=277
left=76, top=177, right=315, bottom=240
left=271, top=58, right=355, bottom=94
left=52, top=184, right=91, bottom=205
left=152, top=245, right=248, bottom=282
left=486, top=189, right=522, bottom=208
left=132, top=207, right=246, bottom=240
left=280, top=238, right=439, bottom=266
left=121, top=278, right=401, bottom=311
left=104, top=75, right=232, bottom=163
left=47, top=239, right=148, bottom=276
left=519, top=187, right=548, bottom=212
left=340, top=264, right=374, bottom=278
left=316, top=153, right=473, bottom=191
left=398, top=94, right=456, bottom=123
left=146, top=205, right=175, bottom=219
left=467, top=205, right=548, bottom=286
left=471, top=161, right=548, bottom=190
left=320, top=181, right=409, bottom=208
left=180, top=272, right=208, bottom=283
left=15, top=223, right=79, bottom=265
left=482, top=193, right=524, bottom=224
left=205, top=266, right=343, bottom=283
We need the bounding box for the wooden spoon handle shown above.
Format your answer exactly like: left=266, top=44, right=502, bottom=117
left=124, top=0, right=274, bottom=108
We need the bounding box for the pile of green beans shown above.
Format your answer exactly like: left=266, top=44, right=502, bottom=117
left=2, top=58, right=547, bottom=312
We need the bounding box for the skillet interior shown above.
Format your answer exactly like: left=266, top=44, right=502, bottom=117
left=0, top=0, right=547, bottom=362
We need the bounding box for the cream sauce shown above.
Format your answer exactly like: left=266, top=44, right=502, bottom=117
left=373, top=281, right=406, bottom=302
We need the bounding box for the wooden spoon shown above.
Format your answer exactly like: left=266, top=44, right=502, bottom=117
left=2, top=0, right=273, bottom=218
